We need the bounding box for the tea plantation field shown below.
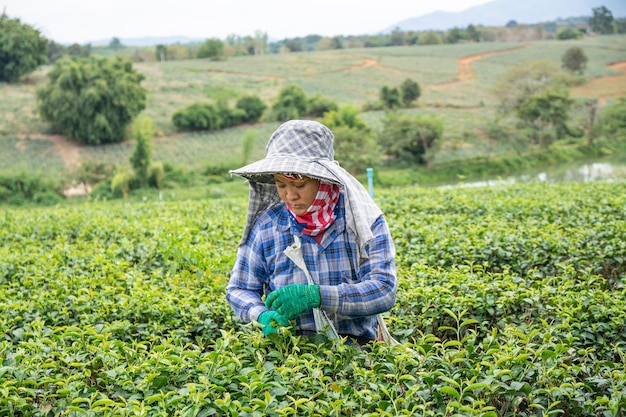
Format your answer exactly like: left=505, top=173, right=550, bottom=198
left=1, top=181, right=625, bottom=416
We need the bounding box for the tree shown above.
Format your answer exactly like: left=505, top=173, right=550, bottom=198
left=67, top=43, right=91, bottom=58
left=596, top=97, right=626, bottom=137
left=400, top=78, right=421, bottom=107
left=172, top=103, right=221, bottom=131
left=109, top=37, right=123, bottom=50
left=285, top=39, right=303, bottom=52
left=380, top=86, right=402, bottom=109
left=561, top=47, right=588, bottom=74
left=390, top=28, right=407, bottom=46
left=306, top=94, right=338, bottom=118
left=236, top=95, right=267, bottom=123
left=36, top=56, right=146, bottom=145
left=466, top=24, right=481, bottom=42
left=589, top=6, right=614, bottom=34
left=0, top=12, right=47, bottom=83
left=445, top=27, right=465, bottom=44
left=130, top=116, right=154, bottom=187
left=155, top=44, right=167, bottom=62
left=380, top=112, right=443, bottom=167
left=320, top=104, right=367, bottom=131
left=317, top=36, right=343, bottom=50
left=492, top=61, right=573, bottom=113
left=417, top=31, right=442, bottom=45
left=320, top=105, right=378, bottom=174
left=197, top=38, right=224, bottom=60
left=47, top=40, right=66, bottom=64
left=556, top=28, right=583, bottom=40
left=271, top=84, right=307, bottom=121
left=516, top=88, right=573, bottom=148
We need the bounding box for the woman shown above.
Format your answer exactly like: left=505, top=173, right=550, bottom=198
left=226, top=120, right=396, bottom=344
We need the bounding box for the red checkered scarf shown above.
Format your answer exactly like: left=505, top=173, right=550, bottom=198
left=289, top=182, right=340, bottom=237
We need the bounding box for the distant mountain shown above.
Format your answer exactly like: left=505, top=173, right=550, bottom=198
left=383, top=0, right=626, bottom=32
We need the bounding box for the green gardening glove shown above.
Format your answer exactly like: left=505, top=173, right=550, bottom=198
left=265, top=284, right=321, bottom=321
left=257, top=310, right=289, bottom=337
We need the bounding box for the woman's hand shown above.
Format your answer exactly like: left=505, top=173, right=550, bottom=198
left=265, top=284, right=321, bottom=320
left=257, top=310, right=289, bottom=336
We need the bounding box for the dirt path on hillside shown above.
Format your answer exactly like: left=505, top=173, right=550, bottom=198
left=16, top=134, right=81, bottom=168
left=601, top=61, right=626, bottom=104
left=431, top=44, right=529, bottom=89
left=573, top=61, right=626, bottom=106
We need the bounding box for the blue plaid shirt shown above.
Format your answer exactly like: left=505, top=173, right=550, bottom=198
left=227, top=194, right=397, bottom=340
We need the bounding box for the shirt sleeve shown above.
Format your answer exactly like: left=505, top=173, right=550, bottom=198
left=319, top=215, right=397, bottom=317
left=226, top=226, right=269, bottom=323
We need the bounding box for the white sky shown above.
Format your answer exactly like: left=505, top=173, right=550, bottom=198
left=1, top=0, right=493, bottom=44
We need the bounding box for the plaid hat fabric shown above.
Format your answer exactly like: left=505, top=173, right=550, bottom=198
left=230, top=120, right=337, bottom=184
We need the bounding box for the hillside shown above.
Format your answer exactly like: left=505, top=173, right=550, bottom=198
left=1, top=36, right=625, bottom=191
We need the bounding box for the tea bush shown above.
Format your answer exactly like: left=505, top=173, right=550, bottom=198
left=1, top=181, right=625, bottom=416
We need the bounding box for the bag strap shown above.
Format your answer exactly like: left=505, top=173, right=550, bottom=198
left=284, top=235, right=340, bottom=340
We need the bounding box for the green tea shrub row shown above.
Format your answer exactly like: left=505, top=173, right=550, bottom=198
left=1, top=181, right=625, bottom=416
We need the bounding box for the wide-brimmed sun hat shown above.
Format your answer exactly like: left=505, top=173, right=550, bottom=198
left=229, top=120, right=340, bottom=184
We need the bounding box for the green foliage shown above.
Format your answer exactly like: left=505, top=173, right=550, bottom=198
left=216, top=100, right=245, bottom=127
left=109, top=37, right=123, bottom=50
left=36, top=56, right=146, bottom=145
left=417, top=30, right=443, bottom=45
left=197, top=38, right=225, bottom=60
left=72, top=159, right=117, bottom=187
left=155, top=44, right=167, bottom=61
left=516, top=87, right=573, bottom=147
left=556, top=28, right=584, bottom=40
left=320, top=103, right=367, bottom=131
left=466, top=24, right=481, bottom=42
left=380, top=112, right=443, bottom=165
left=596, top=97, right=626, bottom=137
left=1, top=182, right=625, bottom=416
left=110, top=169, right=132, bottom=198
left=492, top=61, right=573, bottom=113
left=333, top=125, right=380, bottom=174
left=306, top=93, right=339, bottom=118
left=130, top=116, right=154, bottom=186
left=320, top=105, right=377, bottom=173
left=270, top=83, right=307, bottom=121
left=148, top=161, right=165, bottom=189
left=589, top=6, right=615, bottom=34
left=379, top=85, right=402, bottom=109
left=235, top=95, right=267, bottom=123
left=0, top=170, right=64, bottom=205
left=561, top=46, right=588, bottom=74
left=46, top=40, right=66, bottom=64
left=172, top=102, right=221, bottom=131
left=172, top=101, right=247, bottom=132
left=445, top=27, right=466, bottom=44
left=0, top=12, right=48, bottom=83
left=400, top=78, right=421, bottom=106
left=67, top=43, right=91, bottom=59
